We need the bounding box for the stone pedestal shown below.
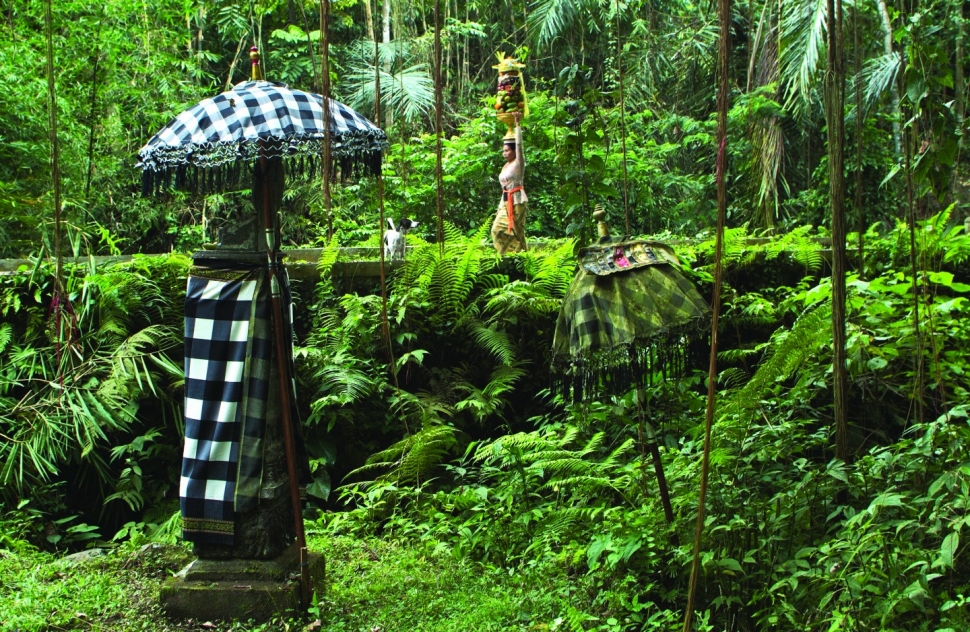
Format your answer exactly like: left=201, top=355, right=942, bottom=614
left=160, top=544, right=325, bottom=622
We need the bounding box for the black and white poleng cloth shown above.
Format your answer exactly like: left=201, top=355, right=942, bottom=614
left=179, top=263, right=304, bottom=546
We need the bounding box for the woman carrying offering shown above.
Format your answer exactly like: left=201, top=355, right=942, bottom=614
left=491, top=111, right=528, bottom=255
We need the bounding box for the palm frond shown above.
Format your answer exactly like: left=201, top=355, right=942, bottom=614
left=780, top=0, right=829, bottom=111
left=859, top=51, right=901, bottom=116
left=527, top=0, right=583, bottom=49
left=345, top=63, right=434, bottom=122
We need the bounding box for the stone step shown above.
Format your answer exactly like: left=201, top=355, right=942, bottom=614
left=161, top=550, right=325, bottom=622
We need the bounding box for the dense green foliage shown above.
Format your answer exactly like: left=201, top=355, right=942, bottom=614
left=3, top=0, right=970, bottom=629
left=6, top=0, right=964, bottom=254
left=4, top=216, right=970, bottom=629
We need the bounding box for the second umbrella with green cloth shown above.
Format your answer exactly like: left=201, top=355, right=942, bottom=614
left=552, top=239, right=710, bottom=402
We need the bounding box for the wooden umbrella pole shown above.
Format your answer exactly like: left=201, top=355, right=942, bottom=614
left=682, top=0, right=730, bottom=626
left=260, top=152, right=311, bottom=610
left=636, top=393, right=674, bottom=524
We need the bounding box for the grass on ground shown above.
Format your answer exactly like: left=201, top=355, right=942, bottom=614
left=0, top=534, right=597, bottom=632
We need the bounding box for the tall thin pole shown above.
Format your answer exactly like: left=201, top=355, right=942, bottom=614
left=45, top=0, right=62, bottom=292
left=853, top=6, right=865, bottom=278
left=827, top=0, right=849, bottom=460
left=614, top=0, right=631, bottom=235
left=320, top=0, right=333, bottom=242
left=84, top=8, right=105, bottom=199
left=374, top=27, right=399, bottom=390
left=433, top=0, right=445, bottom=250
left=682, top=0, right=730, bottom=625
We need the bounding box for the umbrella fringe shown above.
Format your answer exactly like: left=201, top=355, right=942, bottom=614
left=551, top=316, right=710, bottom=405
left=140, top=149, right=384, bottom=197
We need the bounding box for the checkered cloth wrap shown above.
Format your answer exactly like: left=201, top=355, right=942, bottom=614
left=551, top=244, right=710, bottom=401
left=180, top=263, right=307, bottom=545
left=137, top=81, right=388, bottom=193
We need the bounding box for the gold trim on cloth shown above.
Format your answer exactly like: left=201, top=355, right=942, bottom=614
left=188, top=266, right=263, bottom=282
left=182, top=517, right=235, bottom=535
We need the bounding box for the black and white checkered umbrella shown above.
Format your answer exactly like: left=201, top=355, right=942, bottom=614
left=137, top=80, right=388, bottom=195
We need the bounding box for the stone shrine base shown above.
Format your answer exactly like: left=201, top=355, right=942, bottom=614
left=160, top=544, right=325, bottom=622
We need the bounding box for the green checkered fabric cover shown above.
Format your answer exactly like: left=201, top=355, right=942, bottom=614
left=551, top=252, right=710, bottom=401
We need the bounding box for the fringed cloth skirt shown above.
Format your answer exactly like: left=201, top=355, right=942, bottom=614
left=491, top=202, right=528, bottom=255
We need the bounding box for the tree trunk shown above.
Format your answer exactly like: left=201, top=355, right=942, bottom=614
left=953, top=0, right=965, bottom=206
left=875, top=0, right=903, bottom=155
left=382, top=0, right=391, bottom=45
left=444, top=0, right=451, bottom=95
left=363, top=0, right=375, bottom=42
left=854, top=4, right=864, bottom=276
left=462, top=3, right=470, bottom=102
left=827, top=0, right=850, bottom=461
left=382, top=0, right=392, bottom=127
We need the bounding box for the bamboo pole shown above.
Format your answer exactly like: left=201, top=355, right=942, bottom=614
left=433, top=0, right=445, bottom=250
left=827, top=0, right=849, bottom=460
left=682, top=0, right=730, bottom=625
left=320, top=0, right=333, bottom=242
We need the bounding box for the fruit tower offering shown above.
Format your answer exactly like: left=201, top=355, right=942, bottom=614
left=492, top=54, right=528, bottom=138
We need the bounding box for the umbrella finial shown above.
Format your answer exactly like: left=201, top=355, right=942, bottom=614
left=593, top=204, right=610, bottom=239
left=250, top=46, right=263, bottom=81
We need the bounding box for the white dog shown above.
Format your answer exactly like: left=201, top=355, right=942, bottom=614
left=383, top=218, right=418, bottom=261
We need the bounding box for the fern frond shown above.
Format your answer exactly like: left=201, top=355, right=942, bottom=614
left=477, top=273, right=511, bottom=291
left=733, top=300, right=832, bottom=409
left=524, top=240, right=578, bottom=298
left=347, top=423, right=459, bottom=485
left=528, top=457, right=592, bottom=478
left=717, top=366, right=750, bottom=389
left=0, top=323, right=12, bottom=354
left=540, top=474, right=614, bottom=493
left=481, top=363, right=527, bottom=399
left=455, top=362, right=528, bottom=422
left=467, top=323, right=515, bottom=364
left=473, top=431, right=559, bottom=463
left=312, top=350, right=378, bottom=403
left=600, top=437, right=636, bottom=469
